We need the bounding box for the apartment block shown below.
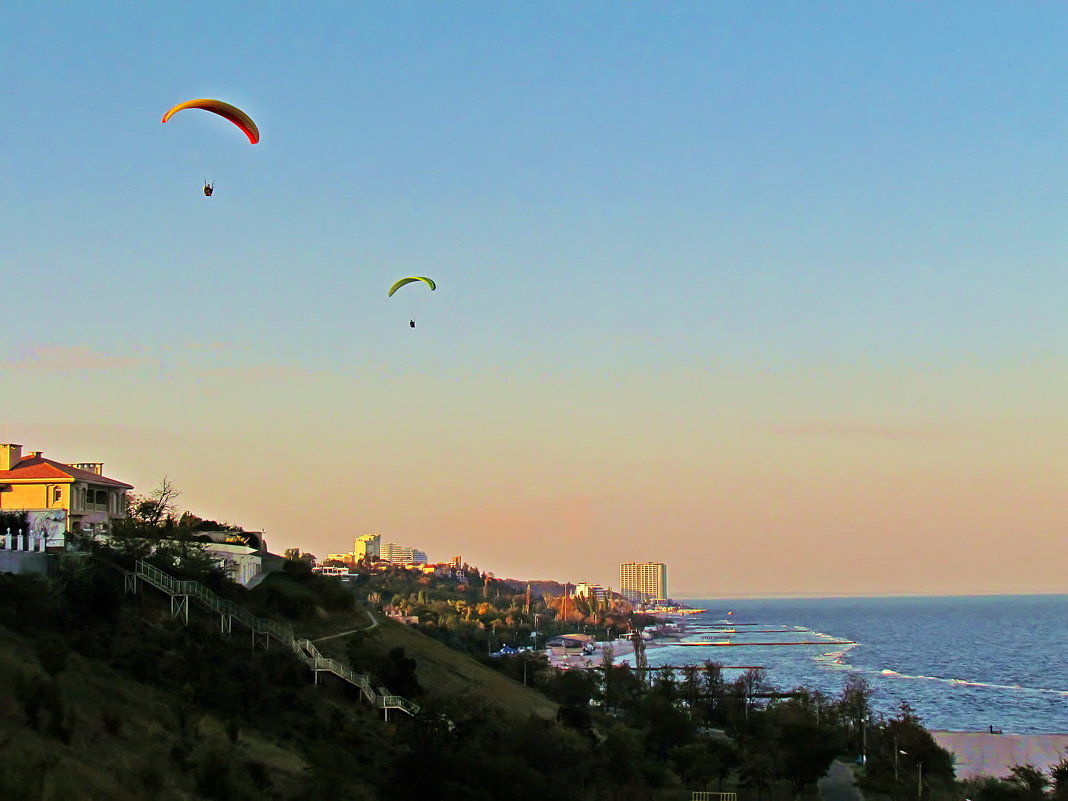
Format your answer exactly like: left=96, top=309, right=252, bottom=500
left=618, top=561, right=667, bottom=604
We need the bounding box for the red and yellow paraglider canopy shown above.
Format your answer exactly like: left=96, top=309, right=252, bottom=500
left=162, top=99, right=260, bottom=144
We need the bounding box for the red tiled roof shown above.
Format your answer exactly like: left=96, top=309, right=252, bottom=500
left=0, top=457, right=133, bottom=489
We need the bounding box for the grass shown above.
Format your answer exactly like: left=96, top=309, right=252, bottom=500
left=307, top=607, right=558, bottom=720
left=251, top=570, right=558, bottom=719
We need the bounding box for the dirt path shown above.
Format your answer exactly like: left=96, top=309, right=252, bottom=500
left=818, top=760, right=863, bottom=801
left=312, top=610, right=378, bottom=643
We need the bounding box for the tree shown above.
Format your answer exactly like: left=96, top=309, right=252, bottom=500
left=838, top=674, right=874, bottom=752
left=130, top=477, right=182, bottom=528
left=378, top=647, right=423, bottom=699
left=1050, top=759, right=1068, bottom=801
left=1006, top=765, right=1050, bottom=801
left=739, top=750, right=776, bottom=801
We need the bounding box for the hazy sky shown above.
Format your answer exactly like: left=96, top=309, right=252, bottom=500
left=4, top=2, right=1068, bottom=597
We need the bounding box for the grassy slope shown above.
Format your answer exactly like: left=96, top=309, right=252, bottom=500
left=252, top=571, right=557, bottom=720
left=0, top=625, right=313, bottom=801
left=314, top=611, right=557, bottom=719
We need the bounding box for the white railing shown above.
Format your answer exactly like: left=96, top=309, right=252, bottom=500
left=2, top=528, right=49, bottom=553
left=131, top=560, right=417, bottom=716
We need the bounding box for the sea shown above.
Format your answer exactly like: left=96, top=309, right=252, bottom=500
left=642, top=595, right=1068, bottom=734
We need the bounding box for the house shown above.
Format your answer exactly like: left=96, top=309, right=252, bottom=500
left=192, top=530, right=269, bottom=586
left=0, top=443, right=133, bottom=543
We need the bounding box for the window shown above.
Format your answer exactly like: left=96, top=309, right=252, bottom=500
left=52, top=486, right=62, bottom=504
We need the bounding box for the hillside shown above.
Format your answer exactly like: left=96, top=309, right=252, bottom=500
left=0, top=616, right=340, bottom=800
left=311, top=609, right=556, bottom=719
left=0, top=557, right=564, bottom=800
left=243, top=570, right=556, bottom=718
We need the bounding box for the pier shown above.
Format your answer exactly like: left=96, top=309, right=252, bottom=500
left=676, top=640, right=855, bottom=647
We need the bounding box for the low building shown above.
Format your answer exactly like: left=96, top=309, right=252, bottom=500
left=192, top=530, right=267, bottom=586
left=0, top=443, right=133, bottom=543
left=380, top=542, right=428, bottom=566
left=574, top=582, right=608, bottom=602
left=546, top=633, right=596, bottom=656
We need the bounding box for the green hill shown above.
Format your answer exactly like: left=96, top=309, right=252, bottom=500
left=248, top=569, right=556, bottom=719
left=0, top=557, right=560, bottom=800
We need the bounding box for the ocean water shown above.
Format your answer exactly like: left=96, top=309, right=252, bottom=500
left=642, top=595, right=1068, bottom=734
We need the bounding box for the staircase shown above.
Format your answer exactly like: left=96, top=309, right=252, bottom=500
left=130, top=560, right=419, bottom=717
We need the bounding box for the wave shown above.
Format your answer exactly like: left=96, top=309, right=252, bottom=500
left=869, top=668, right=1068, bottom=697
left=806, top=634, right=1068, bottom=697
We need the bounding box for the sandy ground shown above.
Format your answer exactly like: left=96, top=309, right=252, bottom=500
left=931, top=731, right=1068, bottom=780
left=545, top=637, right=659, bottom=669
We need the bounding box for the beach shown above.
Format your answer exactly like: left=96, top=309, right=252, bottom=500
left=931, top=731, right=1068, bottom=780
left=546, top=637, right=667, bottom=670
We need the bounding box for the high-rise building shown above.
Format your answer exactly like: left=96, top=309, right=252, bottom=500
left=353, top=533, right=381, bottom=562
left=618, top=562, right=667, bottom=604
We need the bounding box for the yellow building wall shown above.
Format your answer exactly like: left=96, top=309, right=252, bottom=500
left=2, top=483, right=69, bottom=513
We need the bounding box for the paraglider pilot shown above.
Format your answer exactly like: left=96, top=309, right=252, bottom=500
left=203, top=182, right=214, bottom=197
left=409, top=320, right=416, bottom=329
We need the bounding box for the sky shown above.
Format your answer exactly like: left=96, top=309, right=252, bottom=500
left=3, top=2, right=1068, bottom=597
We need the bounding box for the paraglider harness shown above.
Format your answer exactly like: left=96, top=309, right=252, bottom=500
left=203, top=181, right=214, bottom=197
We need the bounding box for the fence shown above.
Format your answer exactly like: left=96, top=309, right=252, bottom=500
left=130, top=559, right=418, bottom=718
left=1, top=529, right=49, bottom=553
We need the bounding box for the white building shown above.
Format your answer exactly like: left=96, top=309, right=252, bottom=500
left=574, top=582, right=608, bottom=602
left=619, top=561, right=667, bottom=604
left=380, top=542, right=428, bottom=566
left=202, top=542, right=262, bottom=586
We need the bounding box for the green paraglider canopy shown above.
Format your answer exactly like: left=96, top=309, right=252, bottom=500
left=388, top=276, right=436, bottom=297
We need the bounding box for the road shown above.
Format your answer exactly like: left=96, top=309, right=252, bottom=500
left=818, top=760, right=863, bottom=801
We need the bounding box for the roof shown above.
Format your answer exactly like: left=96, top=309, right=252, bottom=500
left=0, top=456, right=133, bottom=489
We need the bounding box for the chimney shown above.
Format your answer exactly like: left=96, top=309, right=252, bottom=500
left=0, top=444, right=23, bottom=471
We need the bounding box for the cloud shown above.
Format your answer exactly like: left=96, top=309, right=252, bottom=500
left=198, top=364, right=313, bottom=381
left=0, top=345, right=156, bottom=372
left=770, top=421, right=962, bottom=441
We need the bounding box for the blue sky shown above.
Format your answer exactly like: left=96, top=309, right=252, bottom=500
left=3, top=2, right=1068, bottom=595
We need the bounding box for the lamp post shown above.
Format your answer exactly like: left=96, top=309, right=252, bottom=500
left=861, top=717, right=868, bottom=766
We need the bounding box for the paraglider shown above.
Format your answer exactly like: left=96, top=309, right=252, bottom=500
left=387, top=276, right=436, bottom=297
left=162, top=98, right=260, bottom=144
left=203, top=181, right=214, bottom=197
left=388, top=277, right=436, bottom=329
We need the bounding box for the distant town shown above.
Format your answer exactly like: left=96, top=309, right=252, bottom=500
left=0, top=440, right=681, bottom=608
